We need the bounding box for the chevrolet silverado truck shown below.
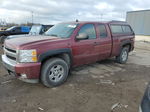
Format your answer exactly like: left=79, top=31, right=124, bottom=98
left=2, top=21, right=135, bottom=87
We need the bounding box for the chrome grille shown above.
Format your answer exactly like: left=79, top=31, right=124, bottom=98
left=5, top=47, right=16, bottom=53
left=4, top=46, right=17, bottom=61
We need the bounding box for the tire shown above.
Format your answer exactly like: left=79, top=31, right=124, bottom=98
left=41, top=58, right=69, bottom=87
left=116, top=47, right=129, bottom=64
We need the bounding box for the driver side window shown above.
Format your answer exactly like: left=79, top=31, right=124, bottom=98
left=78, top=24, right=96, bottom=39
left=14, top=27, right=21, bottom=33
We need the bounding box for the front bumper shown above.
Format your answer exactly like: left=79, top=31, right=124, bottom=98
left=2, top=55, right=41, bottom=83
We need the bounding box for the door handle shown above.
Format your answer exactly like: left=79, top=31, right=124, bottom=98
left=93, top=42, right=100, bottom=46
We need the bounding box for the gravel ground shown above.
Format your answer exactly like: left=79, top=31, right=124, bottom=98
left=0, top=41, right=150, bottom=112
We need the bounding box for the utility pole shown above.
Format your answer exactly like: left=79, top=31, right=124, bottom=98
left=100, top=13, right=103, bottom=21
left=31, top=11, right=33, bottom=25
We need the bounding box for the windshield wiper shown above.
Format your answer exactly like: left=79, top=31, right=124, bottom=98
left=49, top=34, right=58, bottom=37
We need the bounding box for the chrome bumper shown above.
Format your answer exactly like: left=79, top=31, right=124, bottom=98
left=1, top=55, right=16, bottom=72
left=18, top=77, right=39, bottom=83
left=2, top=55, right=39, bottom=83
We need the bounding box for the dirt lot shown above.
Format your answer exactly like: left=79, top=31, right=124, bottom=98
left=0, top=41, right=150, bottom=112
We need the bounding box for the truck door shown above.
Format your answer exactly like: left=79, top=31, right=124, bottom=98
left=96, top=24, right=112, bottom=60
left=72, top=24, right=100, bottom=66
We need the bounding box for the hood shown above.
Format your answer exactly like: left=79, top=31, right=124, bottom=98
left=7, top=34, right=29, bottom=39
left=7, top=33, right=42, bottom=39
left=5, top=35, right=65, bottom=49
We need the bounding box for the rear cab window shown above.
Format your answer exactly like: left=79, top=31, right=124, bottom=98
left=110, top=25, right=123, bottom=34
left=122, top=25, right=132, bottom=33
left=110, top=24, right=133, bottom=35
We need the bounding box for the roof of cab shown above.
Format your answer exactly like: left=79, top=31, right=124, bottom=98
left=61, top=20, right=128, bottom=25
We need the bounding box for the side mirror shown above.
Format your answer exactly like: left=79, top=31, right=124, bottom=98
left=76, top=33, right=88, bottom=40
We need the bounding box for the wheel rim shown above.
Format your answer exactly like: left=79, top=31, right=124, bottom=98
left=122, top=50, right=128, bottom=61
left=49, top=65, right=64, bottom=82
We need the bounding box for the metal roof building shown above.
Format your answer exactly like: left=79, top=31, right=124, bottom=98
left=126, top=10, right=150, bottom=35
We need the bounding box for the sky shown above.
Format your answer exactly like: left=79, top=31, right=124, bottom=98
left=0, top=0, right=149, bottom=24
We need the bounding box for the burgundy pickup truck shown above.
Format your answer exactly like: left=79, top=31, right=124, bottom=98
left=2, top=21, right=135, bottom=87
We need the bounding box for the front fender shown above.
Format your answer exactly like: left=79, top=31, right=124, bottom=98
left=38, top=48, right=72, bottom=62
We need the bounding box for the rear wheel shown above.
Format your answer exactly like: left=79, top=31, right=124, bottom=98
left=116, top=47, right=129, bottom=64
left=41, top=58, right=69, bottom=87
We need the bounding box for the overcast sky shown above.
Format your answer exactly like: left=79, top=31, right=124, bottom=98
left=0, top=0, right=149, bottom=24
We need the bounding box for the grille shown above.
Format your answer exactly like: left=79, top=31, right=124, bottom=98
left=4, top=46, right=17, bottom=61
left=5, top=47, right=16, bottom=53
left=6, top=55, right=16, bottom=60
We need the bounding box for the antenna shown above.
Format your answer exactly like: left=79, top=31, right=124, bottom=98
left=76, top=19, right=79, bottom=22
left=31, top=11, right=34, bottom=25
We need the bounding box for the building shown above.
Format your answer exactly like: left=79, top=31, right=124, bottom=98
left=126, top=10, right=150, bottom=36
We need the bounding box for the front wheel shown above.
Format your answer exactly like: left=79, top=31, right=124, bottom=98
left=116, top=47, right=129, bottom=64
left=41, top=58, right=69, bottom=87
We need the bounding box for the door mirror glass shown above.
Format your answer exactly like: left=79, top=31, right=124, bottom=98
left=76, top=33, right=88, bottom=40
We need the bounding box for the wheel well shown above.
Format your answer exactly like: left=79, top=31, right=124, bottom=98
left=122, top=43, right=131, bottom=51
left=41, top=53, right=71, bottom=67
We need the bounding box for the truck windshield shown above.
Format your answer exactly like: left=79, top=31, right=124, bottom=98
left=45, top=23, right=77, bottom=38
left=29, top=25, right=42, bottom=35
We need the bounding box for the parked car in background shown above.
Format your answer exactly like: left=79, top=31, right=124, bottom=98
left=1, top=25, right=53, bottom=44
left=139, top=83, right=150, bottom=112
left=0, top=26, right=30, bottom=43
left=29, top=25, right=53, bottom=35
left=2, top=21, right=135, bottom=87
left=0, top=27, right=8, bottom=31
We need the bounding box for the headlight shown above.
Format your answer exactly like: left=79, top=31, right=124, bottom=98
left=18, top=49, right=37, bottom=63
